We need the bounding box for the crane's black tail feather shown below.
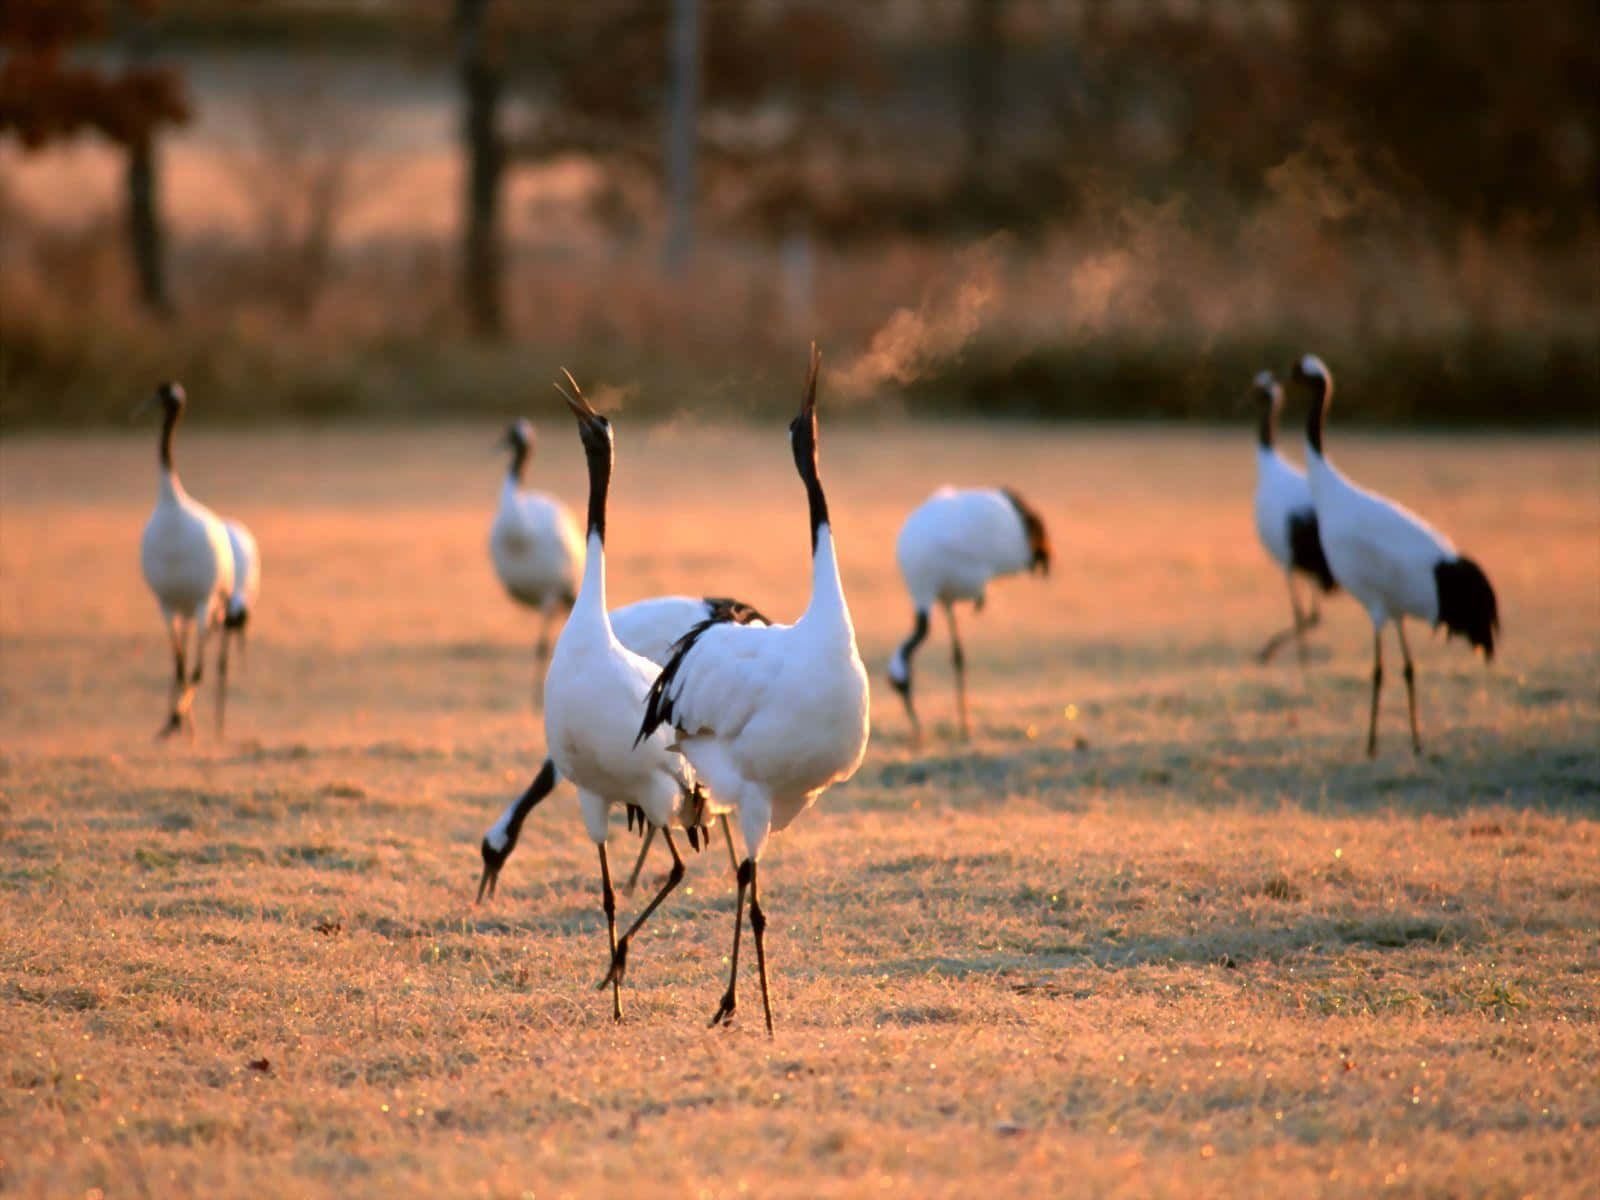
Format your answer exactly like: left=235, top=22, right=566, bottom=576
left=1434, top=556, right=1498, bottom=660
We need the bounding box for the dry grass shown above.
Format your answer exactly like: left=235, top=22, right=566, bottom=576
left=1, top=422, right=1597, bottom=1197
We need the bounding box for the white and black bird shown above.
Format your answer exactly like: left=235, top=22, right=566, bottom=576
left=887, top=486, right=1051, bottom=740
left=1250, top=370, right=1338, bottom=664
left=637, top=344, right=870, bottom=1034
left=490, top=418, right=584, bottom=699
left=1292, top=354, right=1499, bottom=757
left=542, top=373, right=721, bottom=1022
left=137, top=382, right=235, bottom=738
left=477, top=594, right=768, bottom=903
left=213, top=518, right=261, bottom=734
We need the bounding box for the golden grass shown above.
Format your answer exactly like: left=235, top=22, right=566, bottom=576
left=1, top=422, right=1597, bottom=1197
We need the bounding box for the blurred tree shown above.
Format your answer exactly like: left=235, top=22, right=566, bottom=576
left=662, top=0, right=701, bottom=273
left=456, top=0, right=503, bottom=336
left=0, top=0, right=188, bottom=315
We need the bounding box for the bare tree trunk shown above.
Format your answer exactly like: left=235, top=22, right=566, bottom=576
left=961, top=0, right=1003, bottom=219
left=123, top=7, right=173, bottom=317
left=457, top=0, right=503, bottom=336
left=663, top=0, right=701, bottom=275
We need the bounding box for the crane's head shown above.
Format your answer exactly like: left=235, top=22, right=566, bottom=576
left=1252, top=370, right=1282, bottom=410
left=502, top=418, right=535, bottom=452
left=554, top=369, right=614, bottom=481
left=788, top=341, right=822, bottom=474
left=476, top=835, right=510, bottom=903
left=1291, top=354, right=1330, bottom=390
left=134, top=380, right=187, bottom=421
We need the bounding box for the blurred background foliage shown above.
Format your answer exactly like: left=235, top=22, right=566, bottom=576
left=2, top=0, right=1596, bottom=426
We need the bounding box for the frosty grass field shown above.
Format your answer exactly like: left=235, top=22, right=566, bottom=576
left=1, top=421, right=1596, bottom=1197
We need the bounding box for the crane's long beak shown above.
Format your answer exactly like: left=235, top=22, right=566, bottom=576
left=800, top=342, right=821, bottom=419
left=476, top=857, right=499, bottom=904
left=131, top=394, right=154, bottom=421
left=554, top=368, right=603, bottom=429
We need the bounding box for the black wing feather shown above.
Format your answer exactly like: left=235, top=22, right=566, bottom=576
left=1287, top=509, right=1339, bottom=592
left=635, top=615, right=723, bottom=747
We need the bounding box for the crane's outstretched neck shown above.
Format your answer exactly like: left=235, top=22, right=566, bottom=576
left=159, top=402, right=179, bottom=473
left=1303, top=372, right=1330, bottom=456
left=583, top=432, right=612, bottom=546
left=509, top=439, right=528, bottom=484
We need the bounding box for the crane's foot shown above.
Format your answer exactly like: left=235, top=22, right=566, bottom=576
left=709, top=988, right=737, bottom=1028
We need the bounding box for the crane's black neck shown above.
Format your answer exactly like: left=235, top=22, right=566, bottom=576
left=583, top=434, right=612, bottom=544
left=1305, top=378, right=1329, bottom=455
left=505, top=759, right=556, bottom=846
left=898, top=609, right=929, bottom=667
left=1257, top=401, right=1276, bottom=449
left=159, top=403, right=180, bottom=472
left=508, top=440, right=528, bottom=484
left=791, top=424, right=828, bottom=552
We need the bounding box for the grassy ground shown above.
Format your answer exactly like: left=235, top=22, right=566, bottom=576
left=1, top=420, right=1597, bottom=1197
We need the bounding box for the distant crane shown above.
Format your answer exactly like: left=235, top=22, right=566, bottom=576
left=476, top=594, right=767, bottom=904
left=1250, top=370, right=1338, bottom=664
left=1292, top=355, right=1499, bottom=757
left=888, top=486, right=1051, bottom=740
left=543, top=373, right=721, bottom=1022
left=137, top=382, right=235, bottom=737
left=490, top=418, right=583, bottom=703
left=638, top=345, right=870, bottom=1034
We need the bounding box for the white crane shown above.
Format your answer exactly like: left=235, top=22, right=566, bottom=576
left=213, top=518, right=261, bottom=735
left=637, top=344, right=870, bottom=1034
left=490, top=418, right=583, bottom=701
left=1292, top=354, right=1499, bottom=757
left=476, top=593, right=768, bottom=903
left=542, top=372, right=721, bottom=1022
left=1250, top=370, right=1338, bottom=664
left=137, top=382, right=235, bottom=738
left=887, top=486, right=1051, bottom=740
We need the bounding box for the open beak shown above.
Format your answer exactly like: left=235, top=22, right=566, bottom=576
left=475, top=859, right=498, bottom=904
left=554, top=368, right=603, bottom=430
left=888, top=674, right=920, bottom=742
left=800, top=342, right=821, bottom=421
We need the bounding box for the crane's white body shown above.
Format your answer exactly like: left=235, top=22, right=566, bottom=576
left=895, top=487, right=1034, bottom=612
left=1254, top=448, right=1314, bottom=572
left=1306, top=448, right=1453, bottom=629
left=223, top=519, right=260, bottom=624
left=490, top=475, right=582, bottom=612
left=651, top=525, right=869, bottom=859
left=544, top=536, right=700, bottom=845
left=141, top=472, right=235, bottom=633
left=484, top=595, right=762, bottom=859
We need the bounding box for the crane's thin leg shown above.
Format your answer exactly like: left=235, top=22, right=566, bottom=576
left=157, top=615, right=186, bottom=738
left=747, top=860, right=774, bottom=1036
left=722, top=817, right=740, bottom=876
left=943, top=602, right=969, bottom=738
left=710, top=858, right=752, bottom=1028
left=601, top=828, right=684, bottom=988
left=1366, top=627, right=1384, bottom=759
left=621, top=825, right=656, bottom=894
left=532, top=605, right=556, bottom=712
left=1258, top=572, right=1319, bottom=665
left=1396, top=618, right=1422, bottom=755
left=215, top=627, right=231, bottom=737
left=597, top=843, right=622, bottom=1022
